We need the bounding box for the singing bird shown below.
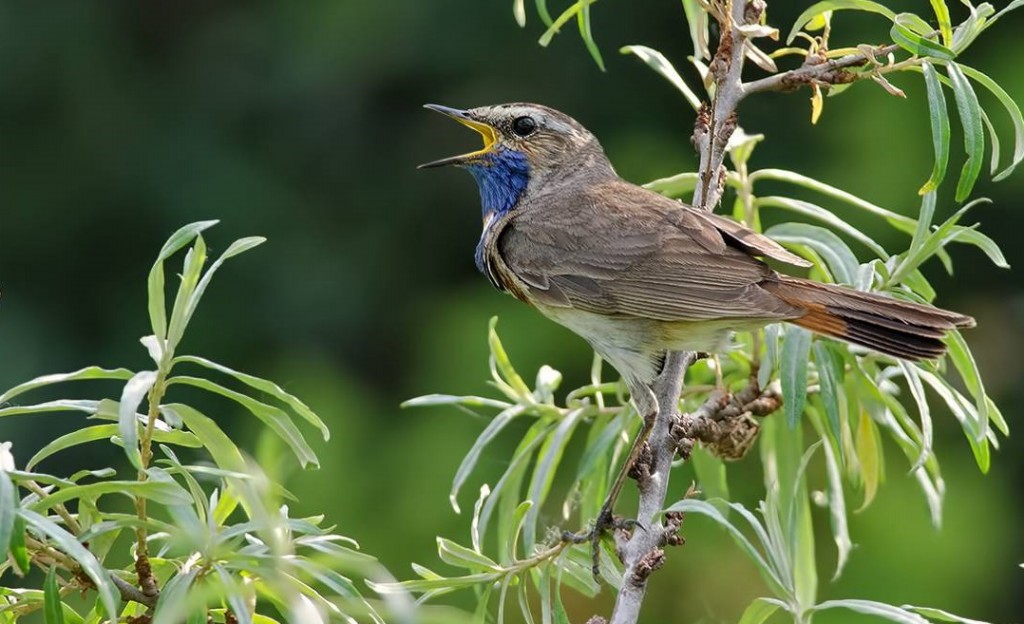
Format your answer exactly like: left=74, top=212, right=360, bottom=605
left=420, top=103, right=973, bottom=537
left=421, top=103, right=973, bottom=413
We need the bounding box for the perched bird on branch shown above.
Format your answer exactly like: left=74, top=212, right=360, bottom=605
left=420, top=102, right=973, bottom=540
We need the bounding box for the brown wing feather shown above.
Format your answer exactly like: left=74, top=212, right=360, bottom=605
left=497, top=179, right=802, bottom=322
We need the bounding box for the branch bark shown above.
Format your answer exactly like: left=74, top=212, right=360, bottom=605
left=608, top=352, right=695, bottom=624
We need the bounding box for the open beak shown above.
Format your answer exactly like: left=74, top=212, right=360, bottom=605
left=418, top=104, right=499, bottom=169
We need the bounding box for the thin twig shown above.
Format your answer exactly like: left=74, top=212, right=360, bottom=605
left=743, top=42, right=903, bottom=95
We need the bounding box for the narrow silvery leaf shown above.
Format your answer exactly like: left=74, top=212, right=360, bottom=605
left=449, top=406, right=524, bottom=514
left=787, top=1, right=896, bottom=44
left=957, top=64, right=1024, bottom=181
left=148, top=220, right=218, bottom=341
left=781, top=327, right=813, bottom=428
left=20, top=509, right=120, bottom=618
left=919, top=62, right=951, bottom=194
left=0, top=469, right=16, bottom=561
left=946, top=63, right=985, bottom=201
left=766, top=223, right=859, bottom=284
left=119, top=371, right=157, bottom=470
left=0, top=367, right=134, bottom=405
left=620, top=45, right=701, bottom=111
left=523, top=408, right=585, bottom=551
left=737, top=598, right=787, bottom=624
left=811, top=599, right=930, bottom=623
left=902, top=604, right=991, bottom=623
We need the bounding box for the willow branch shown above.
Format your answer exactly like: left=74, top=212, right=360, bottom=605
left=744, top=42, right=903, bottom=95
left=608, top=352, right=695, bottom=624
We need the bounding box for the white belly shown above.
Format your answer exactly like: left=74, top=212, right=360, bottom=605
left=536, top=305, right=755, bottom=385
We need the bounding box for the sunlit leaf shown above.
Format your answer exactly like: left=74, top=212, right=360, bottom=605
left=523, top=408, right=585, bottom=550
left=173, top=354, right=328, bottom=440
left=149, top=220, right=219, bottom=343
left=811, top=599, right=929, bottom=623
left=766, top=223, right=859, bottom=284
left=737, top=598, right=788, bottom=624
left=855, top=409, right=882, bottom=510
left=20, top=509, right=120, bottom=618
left=956, top=64, right=1024, bottom=181
left=27, top=424, right=201, bottom=470
left=901, top=605, right=991, bottom=624
left=118, top=371, right=157, bottom=470
left=620, top=45, right=701, bottom=111
left=0, top=367, right=134, bottom=405
left=168, top=376, right=318, bottom=468
left=577, top=3, right=604, bottom=71
left=787, top=1, right=896, bottom=44
left=781, top=327, right=813, bottom=428
left=0, top=471, right=16, bottom=565
left=449, top=406, right=524, bottom=514
left=919, top=62, right=951, bottom=194
left=946, top=63, right=985, bottom=201
left=162, top=404, right=247, bottom=473
left=890, top=14, right=955, bottom=60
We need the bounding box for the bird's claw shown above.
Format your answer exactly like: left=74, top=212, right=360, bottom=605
left=562, top=508, right=644, bottom=579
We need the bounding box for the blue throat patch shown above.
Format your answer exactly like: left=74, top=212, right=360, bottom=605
left=466, top=149, right=530, bottom=273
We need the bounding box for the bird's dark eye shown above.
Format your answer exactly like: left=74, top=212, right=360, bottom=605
left=511, top=116, right=537, bottom=137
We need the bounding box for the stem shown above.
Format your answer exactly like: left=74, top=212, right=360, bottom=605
left=134, top=375, right=167, bottom=600
left=608, top=352, right=694, bottom=624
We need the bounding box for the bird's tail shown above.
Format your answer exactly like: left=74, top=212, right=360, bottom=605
left=764, top=276, right=975, bottom=360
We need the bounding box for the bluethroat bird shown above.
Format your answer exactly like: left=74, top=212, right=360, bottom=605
left=420, top=102, right=973, bottom=548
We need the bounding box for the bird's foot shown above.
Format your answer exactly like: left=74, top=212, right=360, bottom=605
left=562, top=506, right=645, bottom=579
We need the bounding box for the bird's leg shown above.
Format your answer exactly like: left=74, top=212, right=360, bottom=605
left=563, top=384, right=658, bottom=577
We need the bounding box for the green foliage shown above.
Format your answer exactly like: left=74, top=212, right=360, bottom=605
left=394, top=1, right=1020, bottom=622
left=0, top=224, right=399, bottom=623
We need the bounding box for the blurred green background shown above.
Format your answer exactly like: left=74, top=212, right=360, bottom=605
left=1, top=2, right=1022, bottom=622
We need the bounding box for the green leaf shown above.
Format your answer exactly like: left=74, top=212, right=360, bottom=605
left=946, top=63, right=985, bottom=201
left=437, top=537, right=499, bottom=572
left=930, top=0, right=953, bottom=46
left=577, top=3, right=604, bottom=71
left=538, top=0, right=597, bottom=48
left=890, top=14, right=956, bottom=60
left=855, top=408, right=882, bottom=509
left=0, top=367, right=134, bottom=405
left=166, top=235, right=209, bottom=352
left=487, top=318, right=532, bottom=400
left=173, top=354, right=327, bottom=440
left=766, top=223, right=859, bottom=284
left=163, top=404, right=247, bottom=473
left=919, top=62, right=951, bottom=194
left=178, top=237, right=266, bottom=348
left=665, top=499, right=788, bottom=598
left=168, top=376, right=318, bottom=468
left=754, top=196, right=888, bottom=259
left=820, top=431, right=852, bottom=580
left=20, top=509, right=120, bottom=618
left=0, top=399, right=101, bottom=419
left=152, top=570, right=200, bottom=624
left=738, top=597, right=787, bottom=624
left=787, top=1, right=896, bottom=44
left=620, top=45, right=701, bottom=110
left=781, top=327, right=812, bottom=428
left=0, top=471, right=16, bottom=563
left=644, top=171, right=701, bottom=198
left=29, top=477, right=191, bottom=511
left=535, top=0, right=553, bottom=26
left=812, top=599, right=929, bottom=623
left=898, top=363, right=933, bottom=471
left=119, top=370, right=158, bottom=470
left=690, top=445, right=729, bottom=513
left=44, top=565, right=66, bottom=624
left=149, top=220, right=219, bottom=343
left=900, top=605, right=990, bottom=624
left=813, top=342, right=844, bottom=443
left=449, top=406, right=524, bottom=514
left=523, top=408, right=585, bottom=550
left=951, top=3, right=996, bottom=53
left=956, top=64, right=1024, bottom=181
left=9, top=513, right=31, bottom=573
left=480, top=421, right=551, bottom=554
left=27, top=424, right=200, bottom=470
